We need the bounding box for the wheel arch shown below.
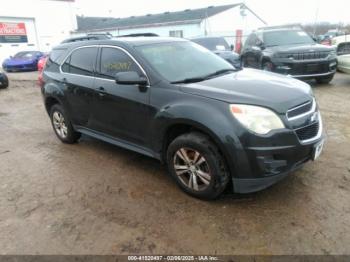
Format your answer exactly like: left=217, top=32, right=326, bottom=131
left=160, top=119, right=236, bottom=179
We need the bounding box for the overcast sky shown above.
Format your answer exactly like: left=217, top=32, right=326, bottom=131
left=74, top=0, right=349, bottom=25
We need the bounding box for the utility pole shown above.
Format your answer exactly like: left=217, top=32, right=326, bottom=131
left=313, top=0, right=320, bottom=36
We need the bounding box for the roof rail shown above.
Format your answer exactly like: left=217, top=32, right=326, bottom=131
left=258, top=24, right=303, bottom=30
left=117, top=33, right=159, bottom=37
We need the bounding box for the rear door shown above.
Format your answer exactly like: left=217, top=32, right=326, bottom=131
left=90, top=46, right=151, bottom=147
left=60, top=46, right=98, bottom=127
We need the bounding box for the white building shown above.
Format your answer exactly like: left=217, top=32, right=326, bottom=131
left=75, top=3, right=266, bottom=52
left=0, top=0, right=76, bottom=63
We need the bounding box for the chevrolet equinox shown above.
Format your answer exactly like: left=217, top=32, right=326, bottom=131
left=41, top=37, right=324, bottom=200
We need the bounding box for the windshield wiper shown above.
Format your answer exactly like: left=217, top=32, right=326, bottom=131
left=171, top=76, right=207, bottom=84
left=171, top=69, right=236, bottom=84
left=203, top=68, right=236, bottom=79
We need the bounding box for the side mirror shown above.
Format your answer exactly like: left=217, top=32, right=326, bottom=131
left=230, top=44, right=235, bottom=51
left=115, top=71, right=148, bottom=85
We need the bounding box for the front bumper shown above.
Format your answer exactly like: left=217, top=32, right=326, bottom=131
left=232, top=137, right=324, bottom=193
left=337, top=55, right=350, bottom=74
left=272, top=58, right=337, bottom=78
left=229, top=108, right=324, bottom=193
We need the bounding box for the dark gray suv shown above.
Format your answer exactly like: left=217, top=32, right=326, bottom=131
left=41, top=37, right=324, bottom=200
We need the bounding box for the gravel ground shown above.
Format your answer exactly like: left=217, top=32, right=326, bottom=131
left=0, top=71, right=349, bottom=255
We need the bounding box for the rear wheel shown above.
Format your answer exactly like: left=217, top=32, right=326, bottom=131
left=50, top=104, right=81, bottom=144
left=315, top=74, right=334, bottom=84
left=166, top=132, right=230, bottom=200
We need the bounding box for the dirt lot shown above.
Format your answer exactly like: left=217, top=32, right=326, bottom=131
left=0, top=71, right=349, bottom=255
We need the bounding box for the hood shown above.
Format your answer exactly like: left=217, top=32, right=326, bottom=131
left=268, top=43, right=335, bottom=53
left=178, top=69, right=313, bottom=114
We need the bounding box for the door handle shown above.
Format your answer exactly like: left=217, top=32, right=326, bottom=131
left=97, top=86, right=106, bottom=97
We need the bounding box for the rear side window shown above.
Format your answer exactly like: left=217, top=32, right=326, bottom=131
left=97, top=47, right=142, bottom=79
left=62, top=47, right=98, bottom=76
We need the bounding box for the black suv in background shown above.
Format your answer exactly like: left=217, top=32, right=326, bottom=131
left=241, top=28, right=337, bottom=83
left=41, top=37, right=324, bottom=200
left=0, top=70, right=9, bottom=89
left=191, top=36, right=241, bottom=69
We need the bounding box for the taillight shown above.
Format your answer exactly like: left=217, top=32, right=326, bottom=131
left=38, top=71, right=44, bottom=88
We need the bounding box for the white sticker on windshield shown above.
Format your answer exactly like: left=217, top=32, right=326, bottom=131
left=298, top=31, right=307, bottom=36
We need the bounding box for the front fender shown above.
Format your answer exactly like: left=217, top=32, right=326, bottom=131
left=150, top=98, right=247, bottom=177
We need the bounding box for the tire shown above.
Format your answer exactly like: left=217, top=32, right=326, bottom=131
left=262, top=61, right=274, bottom=71
left=50, top=104, right=81, bottom=144
left=0, top=74, right=8, bottom=89
left=166, top=132, right=230, bottom=200
left=316, top=74, right=334, bottom=84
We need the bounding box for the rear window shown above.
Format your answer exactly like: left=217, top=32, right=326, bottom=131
left=192, top=38, right=230, bottom=51
left=337, top=42, right=350, bottom=55
left=49, top=49, right=66, bottom=63
left=263, top=30, right=314, bottom=46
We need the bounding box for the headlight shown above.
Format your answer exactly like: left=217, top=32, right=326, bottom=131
left=230, top=104, right=285, bottom=135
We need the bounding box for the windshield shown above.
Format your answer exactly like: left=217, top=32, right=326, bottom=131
left=263, top=30, right=315, bottom=46
left=192, top=38, right=230, bottom=51
left=136, top=41, right=234, bottom=83
left=14, top=52, right=37, bottom=59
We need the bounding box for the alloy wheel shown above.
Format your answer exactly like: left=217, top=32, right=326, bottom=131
left=173, top=147, right=212, bottom=191
left=52, top=111, right=68, bottom=139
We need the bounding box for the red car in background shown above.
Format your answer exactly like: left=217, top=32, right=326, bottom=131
left=38, top=54, right=48, bottom=87
left=38, top=55, right=48, bottom=72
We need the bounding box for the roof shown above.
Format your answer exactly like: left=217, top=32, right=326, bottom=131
left=57, top=37, right=188, bottom=50
left=77, top=4, right=241, bottom=32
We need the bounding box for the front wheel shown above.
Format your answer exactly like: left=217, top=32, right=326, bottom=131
left=166, top=132, right=230, bottom=200
left=262, top=61, right=274, bottom=71
left=50, top=104, right=81, bottom=144
left=315, top=74, right=334, bottom=84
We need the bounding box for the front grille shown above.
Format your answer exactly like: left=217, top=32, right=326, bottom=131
left=286, top=62, right=330, bottom=75
left=292, top=51, right=329, bottom=60
left=295, top=122, right=319, bottom=141
left=287, top=100, right=313, bottom=119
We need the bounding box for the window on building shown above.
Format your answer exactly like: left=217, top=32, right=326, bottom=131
left=169, top=30, right=184, bottom=38
left=61, top=47, right=98, bottom=76
left=97, top=47, right=142, bottom=79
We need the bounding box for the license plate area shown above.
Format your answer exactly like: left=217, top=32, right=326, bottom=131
left=306, top=64, right=319, bottom=73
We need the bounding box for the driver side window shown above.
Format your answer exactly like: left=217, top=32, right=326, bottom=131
left=97, top=47, right=142, bottom=80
